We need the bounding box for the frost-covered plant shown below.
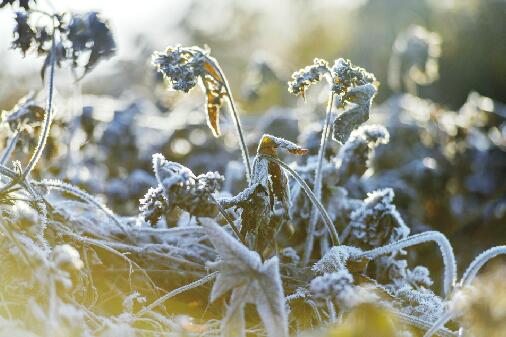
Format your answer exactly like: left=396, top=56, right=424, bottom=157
left=200, top=217, right=288, bottom=337
left=0, top=13, right=505, bottom=336
left=152, top=45, right=252, bottom=181
left=388, top=25, right=442, bottom=94
left=139, top=153, right=224, bottom=225
left=288, top=57, right=378, bottom=264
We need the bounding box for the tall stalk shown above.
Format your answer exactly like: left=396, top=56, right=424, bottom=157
left=206, top=56, right=252, bottom=183
left=303, top=92, right=337, bottom=265
left=23, top=26, right=57, bottom=179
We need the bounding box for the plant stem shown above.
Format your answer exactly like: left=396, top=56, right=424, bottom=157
left=359, top=231, right=456, bottom=297
left=259, top=154, right=340, bottom=246
left=460, top=245, right=506, bottom=287
left=206, top=56, right=252, bottom=183
left=303, top=92, right=336, bottom=265
left=210, top=194, right=246, bottom=244
left=0, top=129, right=20, bottom=166
left=135, top=272, right=217, bottom=317
left=23, top=26, right=57, bottom=180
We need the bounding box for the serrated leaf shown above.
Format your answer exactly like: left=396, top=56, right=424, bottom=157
left=200, top=218, right=288, bottom=337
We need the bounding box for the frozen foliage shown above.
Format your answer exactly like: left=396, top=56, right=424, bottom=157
left=344, top=188, right=409, bottom=249
left=140, top=153, right=224, bottom=225
left=200, top=218, right=288, bottom=337
left=0, top=4, right=504, bottom=336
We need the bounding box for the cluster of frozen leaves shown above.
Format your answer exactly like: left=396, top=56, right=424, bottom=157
left=139, top=153, right=224, bottom=225
left=6, top=6, right=115, bottom=78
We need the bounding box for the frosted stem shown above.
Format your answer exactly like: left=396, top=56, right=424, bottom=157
left=205, top=55, right=252, bottom=183
left=135, top=272, right=217, bottom=317
left=359, top=231, right=456, bottom=297
left=35, top=179, right=129, bottom=236
left=303, top=92, right=336, bottom=265
left=23, top=27, right=56, bottom=179
left=460, top=245, right=506, bottom=287
left=260, top=154, right=340, bottom=246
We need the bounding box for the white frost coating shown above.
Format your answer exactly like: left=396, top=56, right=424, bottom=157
left=460, top=245, right=506, bottom=287
left=359, top=231, right=456, bottom=297
left=312, top=245, right=363, bottom=274
left=200, top=218, right=289, bottom=337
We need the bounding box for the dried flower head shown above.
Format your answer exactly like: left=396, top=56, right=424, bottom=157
left=287, top=58, right=330, bottom=98
left=152, top=45, right=207, bottom=93
left=139, top=153, right=224, bottom=225
left=12, top=11, right=35, bottom=55
left=153, top=45, right=229, bottom=137
left=331, top=58, right=377, bottom=99
left=0, top=0, right=34, bottom=10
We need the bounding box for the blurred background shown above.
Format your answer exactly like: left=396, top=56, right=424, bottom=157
left=1, top=0, right=506, bottom=109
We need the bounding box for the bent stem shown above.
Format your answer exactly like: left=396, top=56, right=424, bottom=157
left=359, top=231, right=456, bottom=297
left=35, top=179, right=130, bottom=237
left=205, top=56, right=252, bottom=183
left=259, top=154, right=340, bottom=246
left=303, top=92, right=336, bottom=265
left=459, top=245, right=506, bottom=287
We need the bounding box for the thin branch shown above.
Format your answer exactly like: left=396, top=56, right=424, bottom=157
left=23, top=24, right=56, bottom=179
left=135, top=272, right=217, bottom=317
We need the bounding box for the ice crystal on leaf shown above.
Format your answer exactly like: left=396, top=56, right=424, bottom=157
left=200, top=218, right=288, bottom=337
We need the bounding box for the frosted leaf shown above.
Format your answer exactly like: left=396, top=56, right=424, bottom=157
left=312, top=245, right=363, bottom=274
left=335, top=124, right=390, bottom=181
left=141, top=154, right=224, bottom=223
left=200, top=218, right=288, bottom=337
left=333, top=83, right=377, bottom=144
left=344, top=188, right=409, bottom=250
